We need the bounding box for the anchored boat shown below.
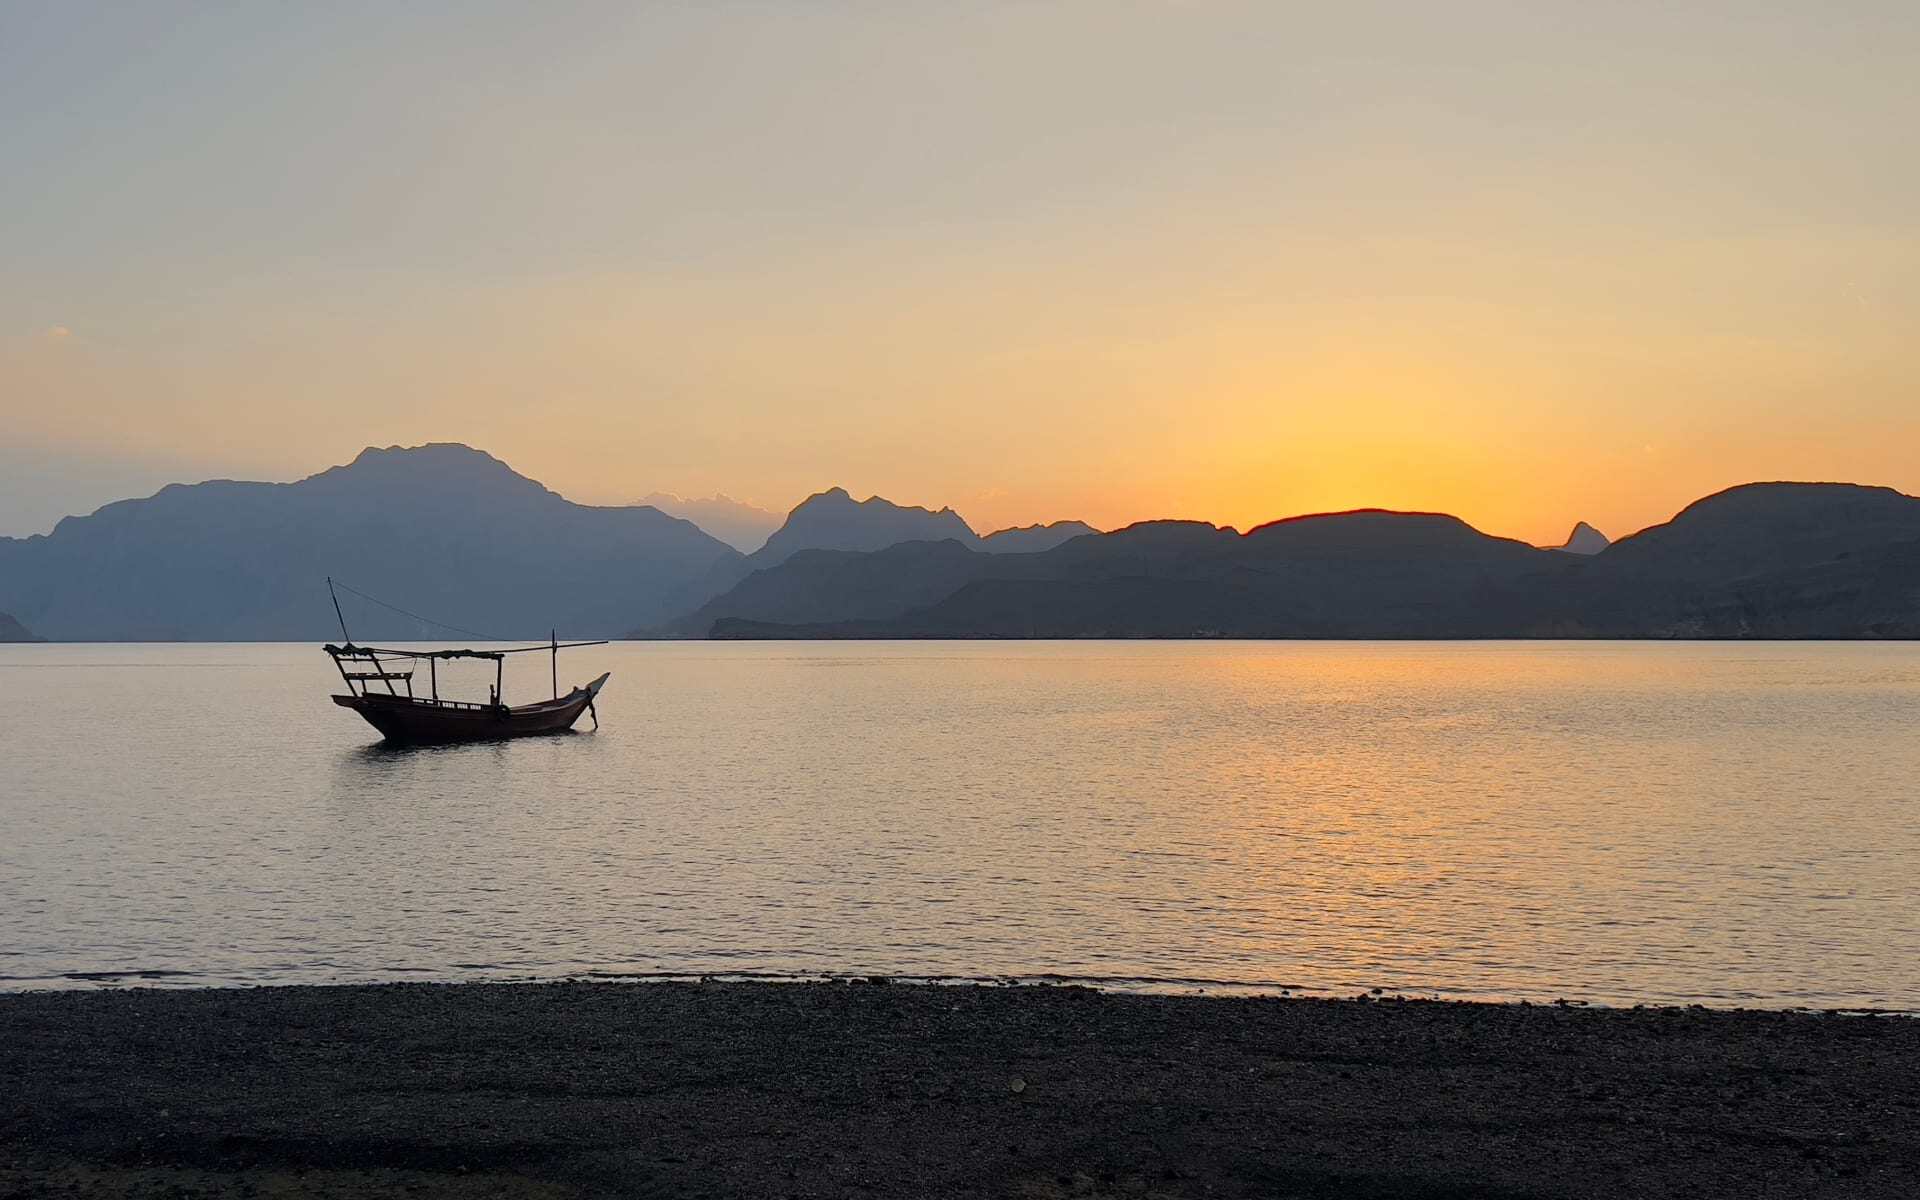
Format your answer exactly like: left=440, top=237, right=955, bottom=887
left=323, top=579, right=610, bottom=744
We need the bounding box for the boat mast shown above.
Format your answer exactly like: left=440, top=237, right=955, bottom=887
left=325, top=578, right=358, bottom=697
left=552, top=629, right=558, bottom=700
left=327, top=577, right=351, bottom=642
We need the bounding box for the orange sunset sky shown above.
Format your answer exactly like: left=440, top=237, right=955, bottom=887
left=3, top=3, right=1916, bottom=545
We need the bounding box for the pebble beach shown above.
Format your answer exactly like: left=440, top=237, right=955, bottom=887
left=4, top=981, right=1916, bottom=1198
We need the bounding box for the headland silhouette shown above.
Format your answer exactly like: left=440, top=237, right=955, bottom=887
left=4, top=443, right=1918, bottom=641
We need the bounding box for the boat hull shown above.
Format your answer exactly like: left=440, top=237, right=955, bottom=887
left=334, top=673, right=609, bottom=745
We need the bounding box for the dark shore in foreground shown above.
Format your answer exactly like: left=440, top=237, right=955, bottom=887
left=4, top=983, right=1915, bottom=1199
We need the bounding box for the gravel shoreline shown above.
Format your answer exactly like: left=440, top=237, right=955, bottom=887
left=4, top=981, right=1916, bottom=1198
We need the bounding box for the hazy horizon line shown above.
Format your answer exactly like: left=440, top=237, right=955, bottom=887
left=6, top=437, right=1909, bottom=551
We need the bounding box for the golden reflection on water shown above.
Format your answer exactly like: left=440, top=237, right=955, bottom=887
left=3, top=641, right=1916, bottom=1006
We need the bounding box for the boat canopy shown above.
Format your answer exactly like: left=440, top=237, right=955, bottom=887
left=324, top=642, right=605, bottom=661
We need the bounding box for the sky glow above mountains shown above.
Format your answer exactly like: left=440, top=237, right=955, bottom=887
left=3, top=3, right=1917, bottom=543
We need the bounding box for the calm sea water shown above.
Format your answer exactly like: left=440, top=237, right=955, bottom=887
left=3, top=641, right=1917, bottom=1007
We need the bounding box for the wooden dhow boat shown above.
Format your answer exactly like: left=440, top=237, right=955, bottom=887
left=324, top=580, right=609, bottom=745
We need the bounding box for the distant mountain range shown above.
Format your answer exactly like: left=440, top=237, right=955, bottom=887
left=639, top=492, right=781, bottom=554
left=980, top=520, right=1102, bottom=554
left=655, top=492, right=1103, bottom=634
left=0, top=446, right=1103, bottom=642
left=752, top=488, right=981, bottom=567
left=5, top=445, right=1914, bottom=641
left=0, top=612, right=41, bottom=642
left=691, top=485, right=1920, bottom=640
left=744, top=491, right=1098, bottom=564
left=0, top=444, right=740, bottom=641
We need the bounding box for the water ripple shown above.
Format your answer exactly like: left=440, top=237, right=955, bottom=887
left=3, top=640, right=1918, bottom=1007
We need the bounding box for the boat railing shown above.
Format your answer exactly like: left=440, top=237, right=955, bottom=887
left=379, top=695, right=499, bottom=711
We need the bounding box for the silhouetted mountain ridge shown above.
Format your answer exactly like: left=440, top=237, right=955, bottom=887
left=693, top=483, right=1920, bottom=639
left=1547, top=482, right=1920, bottom=637
left=980, top=521, right=1101, bottom=553
left=0, top=612, right=42, bottom=642
left=0, top=443, right=741, bottom=640
left=752, top=488, right=981, bottom=567
left=699, top=509, right=1570, bottom=639
left=1600, top=483, right=1920, bottom=580
left=12, top=459, right=1915, bottom=641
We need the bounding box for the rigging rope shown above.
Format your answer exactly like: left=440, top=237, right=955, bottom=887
left=329, top=578, right=504, bottom=644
